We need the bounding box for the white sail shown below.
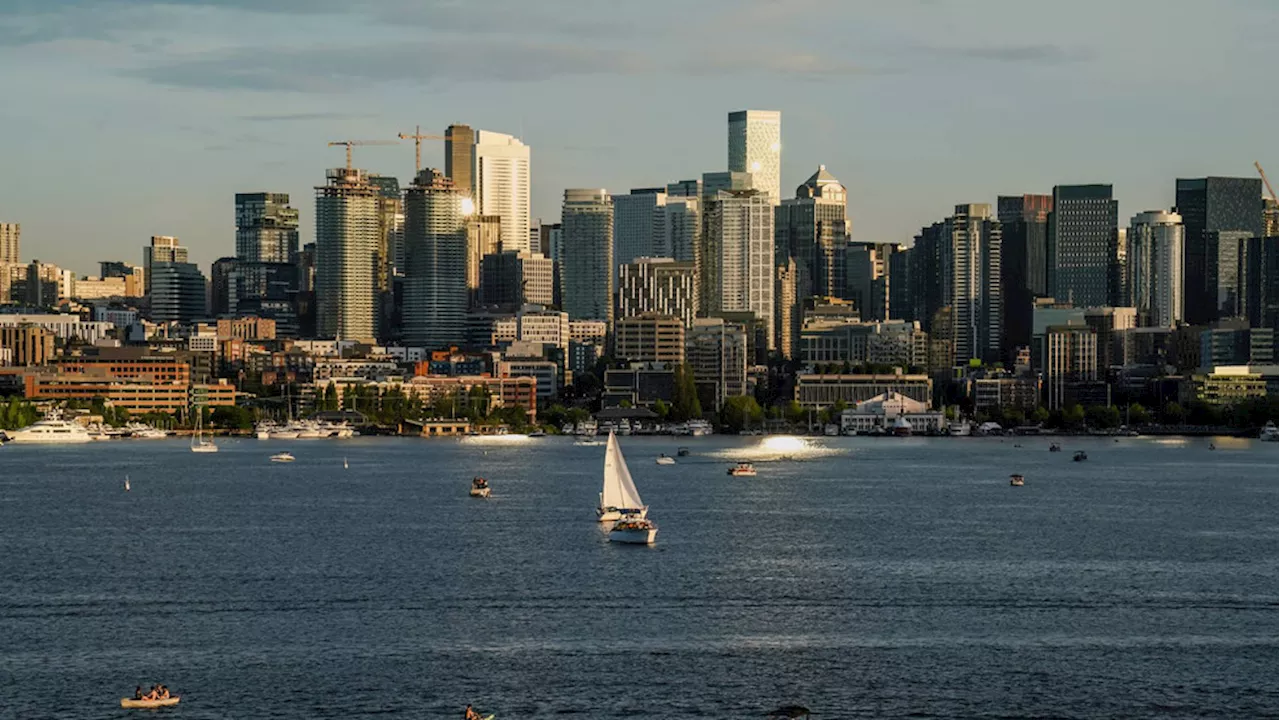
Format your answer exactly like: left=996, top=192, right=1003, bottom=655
left=602, top=431, right=644, bottom=510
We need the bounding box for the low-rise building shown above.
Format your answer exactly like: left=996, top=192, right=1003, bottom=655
left=615, top=313, right=685, bottom=364
left=1186, top=365, right=1274, bottom=406
left=0, top=324, right=55, bottom=367
left=794, top=372, right=931, bottom=409
left=839, top=391, right=945, bottom=434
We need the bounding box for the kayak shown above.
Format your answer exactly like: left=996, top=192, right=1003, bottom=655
left=121, top=697, right=180, bottom=708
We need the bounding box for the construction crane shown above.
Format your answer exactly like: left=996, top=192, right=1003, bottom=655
left=397, top=125, right=447, bottom=172
left=1256, top=161, right=1277, bottom=203
left=328, top=140, right=398, bottom=171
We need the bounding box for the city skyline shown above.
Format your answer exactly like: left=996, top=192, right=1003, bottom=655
left=0, top=0, right=1275, bottom=274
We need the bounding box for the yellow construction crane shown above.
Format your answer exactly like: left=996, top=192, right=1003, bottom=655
left=328, top=140, right=398, bottom=171
left=1255, top=161, right=1277, bottom=203
left=397, top=125, right=447, bottom=172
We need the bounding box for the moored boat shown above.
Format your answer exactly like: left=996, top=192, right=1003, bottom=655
left=190, top=410, right=218, bottom=453
left=892, top=416, right=912, bottom=437
left=4, top=411, right=93, bottom=445
left=1261, top=421, right=1278, bottom=442
left=609, top=517, right=657, bottom=544
left=597, top=431, right=648, bottom=522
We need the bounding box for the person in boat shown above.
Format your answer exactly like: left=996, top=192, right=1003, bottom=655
left=159, top=686, right=170, bottom=699
left=134, top=687, right=143, bottom=700
left=464, top=703, right=483, bottom=720
left=143, top=686, right=158, bottom=701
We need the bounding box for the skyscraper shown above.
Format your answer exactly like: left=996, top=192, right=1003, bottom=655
left=775, top=258, right=798, bottom=359
left=561, top=189, right=614, bottom=324
left=616, top=257, right=697, bottom=327
left=845, top=242, right=899, bottom=322
left=1175, top=177, right=1264, bottom=324
left=480, top=250, right=554, bottom=310
left=728, top=110, right=781, bottom=204
left=315, top=167, right=379, bottom=342
left=0, top=223, right=18, bottom=264
left=1048, top=184, right=1117, bottom=307
left=466, top=215, right=503, bottom=307
left=473, top=130, right=531, bottom=253
left=612, top=188, right=667, bottom=270
left=403, top=169, right=468, bottom=348
left=1127, top=210, right=1184, bottom=328
left=998, top=194, right=1052, bottom=364
left=776, top=165, right=850, bottom=302
left=149, top=261, right=207, bottom=323
left=443, top=123, right=475, bottom=196
left=702, top=189, right=776, bottom=349
left=235, top=193, right=299, bottom=263
left=143, top=235, right=187, bottom=297
left=1205, top=230, right=1253, bottom=321
left=658, top=196, right=700, bottom=265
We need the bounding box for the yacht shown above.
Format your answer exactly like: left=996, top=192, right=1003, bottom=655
left=824, top=424, right=840, bottom=437
left=597, top=432, right=649, bottom=522
left=892, top=417, right=912, bottom=437
left=255, top=422, right=277, bottom=440
left=1261, top=421, right=1278, bottom=442
left=126, top=422, right=169, bottom=439
left=4, top=412, right=93, bottom=444
left=609, top=516, right=658, bottom=544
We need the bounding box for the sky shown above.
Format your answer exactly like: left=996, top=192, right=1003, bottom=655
left=0, top=0, right=1276, bottom=275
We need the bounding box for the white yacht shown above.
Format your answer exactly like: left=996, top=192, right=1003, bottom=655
left=597, top=432, right=649, bottom=523
left=687, top=419, right=713, bottom=437
left=5, top=412, right=93, bottom=445
left=126, top=422, right=168, bottom=439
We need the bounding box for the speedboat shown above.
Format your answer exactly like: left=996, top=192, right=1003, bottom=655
left=1010, top=474, right=1025, bottom=487
left=4, top=412, right=93, bottom=444
left=470, top=477, right=491, bottom=498
left=1261, top=421, right=1278, bottom=442
left=597, top=432, right=649, bottom=522
left=121, top=697, right=180, bottom=709
left=655, top=454, right=676, bottom=465
left=1073, top=451, right=1087, bottom=462
left=270, top=452, right=295, bottom=463
left=728, top=462, right=757, bottom=477
left=609, top=516, right=657, bottom=544
left=676, top=446, right=690, bottom=457
left=1049, top=443, right=1062, bottom=452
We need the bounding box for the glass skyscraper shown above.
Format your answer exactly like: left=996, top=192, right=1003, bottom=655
left=403, top=169, right=468, bottom=348
left=728, top=110, right=781, bottom=205
left=1175, top=177, right=1264, bottom=324
left=315, top=168, right=379, bottom=342
left=1048, top=184, right=1117, bottom=308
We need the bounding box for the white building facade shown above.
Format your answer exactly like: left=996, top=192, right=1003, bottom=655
left=473, top=130, right=531, bottom=253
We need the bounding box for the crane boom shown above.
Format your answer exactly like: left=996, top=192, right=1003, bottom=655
left=397, top=125, right=447, bottom=171
left=1256, top=161, right=1277, bottom=202
left=328, top=140, right=398, bottom=171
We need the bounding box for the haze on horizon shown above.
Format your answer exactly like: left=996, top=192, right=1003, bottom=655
left=0, top=0, right=1275, bottom=274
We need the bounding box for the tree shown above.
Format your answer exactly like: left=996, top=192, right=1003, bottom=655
left=670, top=364, right=702, bottom=422
left=720, top=395, right=764, bottom=432
left=652, top=399, right=670, bottom=420
left=1000, top=407, right=1026, bottom=428
left=1061, top=403, right=1086, bottom=429
left=1085, top=404, right=1120, bottom=429
left=1031, top=406, right=1050, bottom=425
left=211, top=405, right=253, bottom=430
left=1161, top=401, right=1185, bottom=425
left=321, top=383, right=339, bottom=412
left=1126, top=402, right=1150, bottom=425
left=783, top=400, right=806, bottom=424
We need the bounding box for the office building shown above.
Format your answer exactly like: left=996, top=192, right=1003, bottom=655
left=613, top=188, right=667, bottom=270
left=443, top=123, right=475, bottom=196
left=561, top=189, right=613, bottom=324
left=775, top=259, right=798, bottom=359
left=143, top=235, right=188, bottom=297
left=615, top=313, right=686, bottom=364
left=1048, top=184, right=1117, bottom=307
left=0, top=324, right=55, bottom=367
left=687, top=317, right=748, bottom=410
left=702, top=189, right=775, bottom=350
left=315, top=167, right=379, bottom=342
left=403, top=168, right=468, bottom=348
left=658, top=195, right=700, bottom=265
left=235, top=192, right=298, bottom=264
left=149, top=261, right=207, bottom=323
left=666, top=178, right=702, bottom=198
left=1128, top=211, right=1185, bottom=328
left=464, top=214, right=503, bottom=308
left=1200, top=320, right=1275, bottom=367
left=472, top=130, right=531, bottom=252
left=776, top=165, right=851, bottom=304
left=481, top=250, right=554, bottom=309
left=1205, top=230, right=1254, bottom=321
left=846, top=242, right=899, bottom=323
left=1244, top=235, right=1278, bottom=336
left=998, top=194, right=1052, bottom=363
left=702, top=171, right=754, bottom=198
left=1175, top=177, right=1264, bottom=324
left=1041, top=325, right=1098, bottom=410
left=728, top=109, right=781, bottom=204
left=616, top=257, right=697, bottom=328
left=0, top=223, right=18, bottom=264
left=209, top=257, right=237, bottom=316
left=1084, top=306, right=1137, bottom=370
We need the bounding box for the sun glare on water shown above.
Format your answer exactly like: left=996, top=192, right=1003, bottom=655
left=760, top=435, right=807, bottom=453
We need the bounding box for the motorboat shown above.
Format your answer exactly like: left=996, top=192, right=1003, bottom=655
left=575, top=436, right=604, bottom=447
left=1261, top=421, right=1278, bottom=442
left=655, top=454, right=676, bottom=465
left=4, top=412, right=93, bottom=444
left=1049, top=443, right=1062, bottom=452
left=121, top=697, right=180, bottom=709
left=255, top=422, right=275, bottom=440
left=824, top=423, right=840, bottom=437
left=892, top=417, right=912, bottom=437
left=270, top=428, right=300, bottom=440
left=126, top=422, right=168, bottom=439
left=676, top=446, right=690, bottom=457
left=949, top=421, right=972, bottom=437
left=597, top=432, right=648, bottom=522
left=270, top=452, right=295, bottom=463
left=1073, top=451, right=1088, bottom=462
left=1010, top=474, right=1025, bottom=487
left=609, top=516, right=658, bottom=544
left=190, top=410, right=218, bottom=453
left=728, top=462, right=757, bottom=477
left=687, top=419, right=713, bottom=436
left=85, top=423, right=113, bottom=441
left=470, top=476, right=491, bottom=498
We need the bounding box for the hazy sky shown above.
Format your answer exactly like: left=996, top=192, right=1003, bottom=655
left=1, top=0, right=1276, bottom=275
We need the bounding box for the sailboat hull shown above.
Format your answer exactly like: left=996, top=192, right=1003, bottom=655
left=597, top=507, right=648, bottom=523
left=190, top=444, right=219, bottom=453
left=609, top=527, right=657, bottom=544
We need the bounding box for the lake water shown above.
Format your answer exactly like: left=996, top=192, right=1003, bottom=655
left=0, top=435, right=1275, bottom=719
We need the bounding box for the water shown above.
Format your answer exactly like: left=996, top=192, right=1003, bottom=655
left=0, top=435, right=1275, bottom=719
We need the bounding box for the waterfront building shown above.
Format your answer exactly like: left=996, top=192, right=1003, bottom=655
left=561, top=189, right=614, bottom=325
left=315, top=167, right=379, bottom=342
left=1175, top=176, right=1264, bottom=324
left=1128, top=211, right=1185, bottom=328
left=839, top=392, right=945, bottom=435
left=403, top=168, right=468, bottom=349
left=616, top=257, right=697, bottom=328
left=613, top=189, right=667, bottom=270
left=701, top=189, right=775, bottom=350
left=776, top=165, right=850, bottom=302
left=1048, top=184, right=1117, bottom=307
left=728, top=109, right=781, bottom=204
left=1186, top=365, right=1273, bottom=406
left=615, top=313, right=685, bottom=364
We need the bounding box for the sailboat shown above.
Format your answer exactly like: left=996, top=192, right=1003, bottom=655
left=190, top=408, right=218, bottom=453
left=343, top=457, right=349, bottom=469
left=124, top=475, right=130, bottom=492
left=597, top=431, right=648, bottom=523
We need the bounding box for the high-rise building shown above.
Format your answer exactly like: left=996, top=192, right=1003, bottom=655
left=658, top=196, right=700, bottom=264
left=1205, top=230, right=1253, bottom=321
left=403, top=168, right=468, bottom=348
left=1128, top=211, right=1185, bottom=328
left=481, top=250, right=554, bottom=309
left=1109, top=228, right=1129, bottom=308
left=143, top=235, right=188, bottom=297
left=997, top=194, right=1052, bottom=363
left=845, top=242, right=899, bottom=323
left=149, top=261, right=207, bottom=323
left=1175, top=177, right=1264, bottom=324
left=1264, top=197, right=1278, bottom=237
left=465, top=215, right=503, bottom=308
left=235, top=193, right=299, bottom=264
left=687, top=317, right=748, bottom=410
left=702, top=171, right=754, bottom=198
left=776, top=166, right=851, bottom=303
left=616, top=257, right=697, bottom=327
left=612, top=188, right=667, bottom=270
left=443, top=123, right=475, bottom=196
left=1048, top=184, right=1117, bottom=307
left=0, top=223, right=18, bottom=264
left=315, top=167, right=379, bottom=342
left=775, top=259, right=798, bottom=359
left=561, top=189, right=613, bottom=325
left=1084, top=306, right=1137, bottom=370
left=615, top=313, right=685, bottom=364
left=1243, top=235, right=1279, bottom=338
left=473, top=130, right=531, bottom=253
left=210, top=257, right=238, bottom=316
left=666, top=179, right=702, bottom=198
left=1041, top=325, right=1098, bottom=410
left=702, top=189, right=776, bottom=350
left=728, top=110, right=781, bottom=204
